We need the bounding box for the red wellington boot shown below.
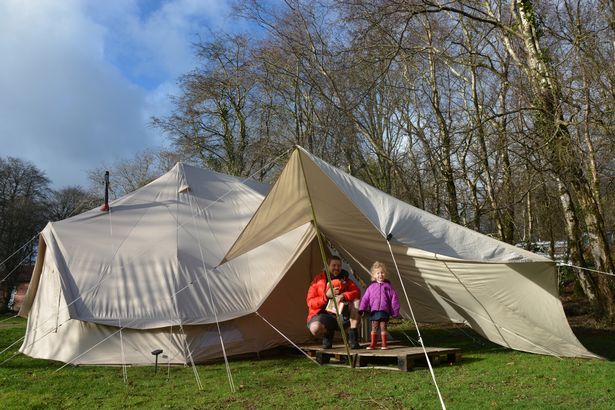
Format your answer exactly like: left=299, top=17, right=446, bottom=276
left=366, top=332, right=377, bottom=350
left=381, top=332, right=388, bottom=350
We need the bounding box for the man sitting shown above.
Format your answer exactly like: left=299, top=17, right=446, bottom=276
left=306, top=255, right=361, bottom=349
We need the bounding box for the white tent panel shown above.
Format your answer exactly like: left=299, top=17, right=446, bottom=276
left=23, top=164, right=315, bottom=329
left=19, top=163, right=319, bottom=364
left=20, top=225, right=318, bottom=365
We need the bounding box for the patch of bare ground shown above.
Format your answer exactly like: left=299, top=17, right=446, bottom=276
left=560, top=281, right=615, bottom=332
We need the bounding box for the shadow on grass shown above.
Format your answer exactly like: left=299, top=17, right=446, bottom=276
left=389, top=324, right=501, bottom=353
left=572, top=327, right=615, bottom=360
left=393, top=321, right=615, bottom=361
left=0, top=356, right=62, bottom=370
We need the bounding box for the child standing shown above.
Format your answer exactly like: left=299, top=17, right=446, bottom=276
left=359, top=262, right=400, bottom=349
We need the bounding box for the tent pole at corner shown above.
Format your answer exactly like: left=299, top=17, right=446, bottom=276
left=297, top=150, right=354, bottom=366
left=311, top=223, right=355, bottom=367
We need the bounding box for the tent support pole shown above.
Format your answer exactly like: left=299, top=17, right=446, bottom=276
left=255, top=311, right=320, bottom=364
left=297, top=150, right=355, bottom=367
left=118, top=319, right=128, bottom=386
left=386, top=236, right=447, bottom=410
left=183, top=180, right=233, bottom=392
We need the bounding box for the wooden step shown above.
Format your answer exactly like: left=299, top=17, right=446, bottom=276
left=301, top=344, right=461, bottom=371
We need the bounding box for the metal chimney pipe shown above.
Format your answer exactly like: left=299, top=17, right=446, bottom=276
left=100, top=171, right=110, bottom=212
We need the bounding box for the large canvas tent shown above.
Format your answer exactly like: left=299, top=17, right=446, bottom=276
left=223, top=146, right=598, bottom=359
left=18, top=149, right=597, bottom=366
left=18, top=163, right=323, bottom=365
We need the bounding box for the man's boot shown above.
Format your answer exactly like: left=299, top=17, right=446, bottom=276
left=366, top=332, right=377, bottom=350
left=321, top=329, right=334, bottom=349
left=381, top=332, right=388, bottom=350
left=348, top=328, right=360, bottom=349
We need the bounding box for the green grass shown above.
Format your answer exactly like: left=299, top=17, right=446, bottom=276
left=1, top=315, right=614, bottom=409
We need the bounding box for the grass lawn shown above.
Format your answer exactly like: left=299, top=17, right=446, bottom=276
left=1, top=314, right=614, bottom=409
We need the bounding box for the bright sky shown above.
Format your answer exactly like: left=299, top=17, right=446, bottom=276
left=0, top=0, right=247, bottom=188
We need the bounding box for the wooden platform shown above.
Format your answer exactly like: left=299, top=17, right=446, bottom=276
left=301, top=343, right=461, bottom=371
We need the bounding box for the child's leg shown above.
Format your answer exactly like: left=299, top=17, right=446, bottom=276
left=372, top=320, right=380, bottom=333
left=367, top=320, right=378, bottom=349
left=348, top=299, right=361, bottom=329
left=380, top=321, right=388, bottom=349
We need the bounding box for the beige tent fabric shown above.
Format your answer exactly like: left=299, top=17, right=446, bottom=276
left=226, top=148, right=549, bottom=263
left=19, top=239, right=318, bottom=365
left=21, top=164, right=314, bottom=329
left=19, top=163, right=320, bottom=364
left=223, top=151, right=314, bottom=263
left=223, top=147, right=597, bottom=359
left=18, top=235, right=46, bottom=317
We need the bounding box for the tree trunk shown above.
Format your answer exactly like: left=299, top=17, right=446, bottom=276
left=524, top=171, right=533, bottom=246
left=558, top=179, right=598, bottom=305
left=426, top=31, right=460, bottom=223
left=514, top=0, right=615, bottom=321
left=497, top=79, right=515, bottom=243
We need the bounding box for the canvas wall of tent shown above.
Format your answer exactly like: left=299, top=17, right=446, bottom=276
left=18, top=147, right=598, bottom=366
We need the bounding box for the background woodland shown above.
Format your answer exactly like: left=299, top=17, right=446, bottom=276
left=2, top=0, right=615, bottom=321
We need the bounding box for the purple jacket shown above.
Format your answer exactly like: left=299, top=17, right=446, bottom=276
left=359, top=280, right=400, bottom=317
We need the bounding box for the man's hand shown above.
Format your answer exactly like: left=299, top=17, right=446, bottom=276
left=325, top=287, right=340, bottom=299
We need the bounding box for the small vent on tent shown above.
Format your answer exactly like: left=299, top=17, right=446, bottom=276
left=178, top=184, right=191, bottom=193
